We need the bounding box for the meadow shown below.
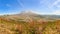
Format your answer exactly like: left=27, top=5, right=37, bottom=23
left=0, top=16, right=60, bottom=34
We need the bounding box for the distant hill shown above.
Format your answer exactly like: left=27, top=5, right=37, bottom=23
left=0, top=10, right=60, bottom=21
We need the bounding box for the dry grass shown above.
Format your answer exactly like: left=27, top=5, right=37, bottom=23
left=0, top=17, right=60, bottom=34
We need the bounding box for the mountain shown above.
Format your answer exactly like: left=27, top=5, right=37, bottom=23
left=1, top=10, right=60, bottom=34
left=0, top=10, right=60, bottom=21
left=0, top=10, right=43, bottom=20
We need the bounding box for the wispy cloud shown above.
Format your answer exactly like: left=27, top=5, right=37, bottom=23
left=52, top=10, right=60, bottom=15
left=17, top=0, right=24, bottom=8
left=39, top=0, right=52, bottom=8
left=57, top=5, right=60, bottom=7
left=6, top=4, right=11, bottom=7
left=49, top=0, right=60, bottom=8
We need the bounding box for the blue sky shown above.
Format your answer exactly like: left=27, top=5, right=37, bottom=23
left=0, top=0, right=60, bottom=15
